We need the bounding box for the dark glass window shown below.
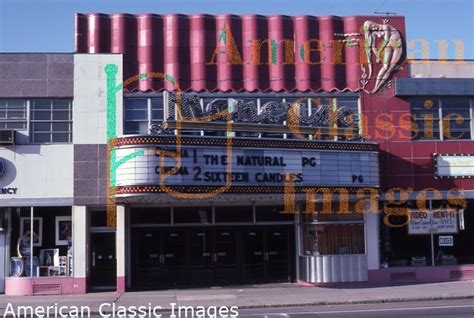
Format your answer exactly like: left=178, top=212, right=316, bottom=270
left=411, top=97, right=472, bottom=141
left=441, top=97, right=471, bottom=140
left=130, top=208, right=171, bottom=224
left=214, top=206, right=253, bottom=223
left=255, top=205, right=295, bottom=222
left=173, top=207, right=212, bottom=224
left=411, top=97, right=440, bottom=140
left=90, top=210, right=107, bottom=227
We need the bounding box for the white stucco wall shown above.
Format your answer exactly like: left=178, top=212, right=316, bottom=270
left=0, top=145, right=73, bottom=206
left=365, top=211, right=380, bottom=270
left=73, top=54, right=123, bottom=144
left=72, top=205, right=88, bottom=279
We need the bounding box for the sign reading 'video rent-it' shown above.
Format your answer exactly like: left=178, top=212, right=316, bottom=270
left=408, top=210, right=458, bottom=235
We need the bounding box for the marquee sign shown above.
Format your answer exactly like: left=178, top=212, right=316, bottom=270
left=163, top=92, right=358, bottom=128
left=114, top=138, right=379, bottom=193
left=434, top=154, right=474, bottom=178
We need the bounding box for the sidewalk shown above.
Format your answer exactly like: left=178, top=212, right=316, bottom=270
left=1, top=281, right=473, bottom=313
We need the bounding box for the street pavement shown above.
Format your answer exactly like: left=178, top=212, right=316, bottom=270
left=0, top=281, right=473, bottom=316
left=237, top=299, right=474, bottom=317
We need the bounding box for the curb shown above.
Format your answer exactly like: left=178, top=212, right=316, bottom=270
left=1, top=294, right=474, bottom=316
left=62, top=294, right=474, bottom=314
left=230, top=294, right=474, bottom=310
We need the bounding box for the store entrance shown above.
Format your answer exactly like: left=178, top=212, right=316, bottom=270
left=241, top=227, right=292, bottom=284
left=131, top=226, right=294, bottom=289
left=189, top=228, right=239, bottom=286
left=90, top=232, right=116, bottom=291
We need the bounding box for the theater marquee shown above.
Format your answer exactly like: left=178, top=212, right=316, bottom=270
left=113, top=136, right=379, bottom=194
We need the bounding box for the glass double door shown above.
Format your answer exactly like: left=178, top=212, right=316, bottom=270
left=189, top=228, right=239, bottom=285
left=131, top=228, right=187, bottom=288
left=131, top=226, right=294, bottom=289
left=241, top=227, right=293, bottom=284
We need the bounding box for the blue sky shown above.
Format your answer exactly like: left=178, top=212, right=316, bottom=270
left=0, top=0, right=472, bottom=59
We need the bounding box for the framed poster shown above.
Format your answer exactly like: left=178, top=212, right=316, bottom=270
left=48, top=266, right=61, bottom=276
left=37, top=266, right=49, bottom=277
left=39, top=249, right=59, bottom=267
left=19, top=217, right=42, bottom=247
left=55, top=216, right=72, bottom=246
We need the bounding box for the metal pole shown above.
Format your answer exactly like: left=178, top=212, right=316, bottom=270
left=30, top=206, right=34, bottom=277
left=429, top=200, right=435, bottom=267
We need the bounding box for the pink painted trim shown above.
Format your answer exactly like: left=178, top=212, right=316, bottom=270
left=368, top=265, right=474, bottom=284
left=117, top=276, right=126, bottom=293
left=5, top=277, right=87, bottom=296
left=297, top=280, right=315, bottom=287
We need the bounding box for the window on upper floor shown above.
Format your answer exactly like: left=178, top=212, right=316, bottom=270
left=123, top=97, right=163, bottom=135
left=0, top=98, right=72, bottom=144
left=411, top=97, right=472, bottom=141
left=0, top=99, right=27, bottom=130
left=123, top=93, right=360, bottom=140
left=31, top=99, right=72, bottom=143
left=441, top=97, right=471, bottom=140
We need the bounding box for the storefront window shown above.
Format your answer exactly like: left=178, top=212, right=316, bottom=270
left=299, top=205, right=365, bottom=256
left=301, top=223, right=365, bottom=255
left=382, top=200, right=472, bottom=267
left=9, top=207, right=73, bottom=278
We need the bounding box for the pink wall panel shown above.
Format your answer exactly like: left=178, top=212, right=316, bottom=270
left=75, top=13, right=407, bottom=93
left=293, top=15, right=320, bottom=91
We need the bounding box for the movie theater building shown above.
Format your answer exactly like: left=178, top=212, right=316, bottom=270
left=0, top=12, right=472, bottom=295
left=72, top=13, right=474, bottom=289
left=73, top=13, right=395, bottom=292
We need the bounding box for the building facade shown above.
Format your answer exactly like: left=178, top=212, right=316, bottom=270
left=0, top=13, right=472, bottom=295
left=373, top=60, right=474, bottom=283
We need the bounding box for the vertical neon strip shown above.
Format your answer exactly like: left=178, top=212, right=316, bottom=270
left=105, top=64, right=122, bottom=226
